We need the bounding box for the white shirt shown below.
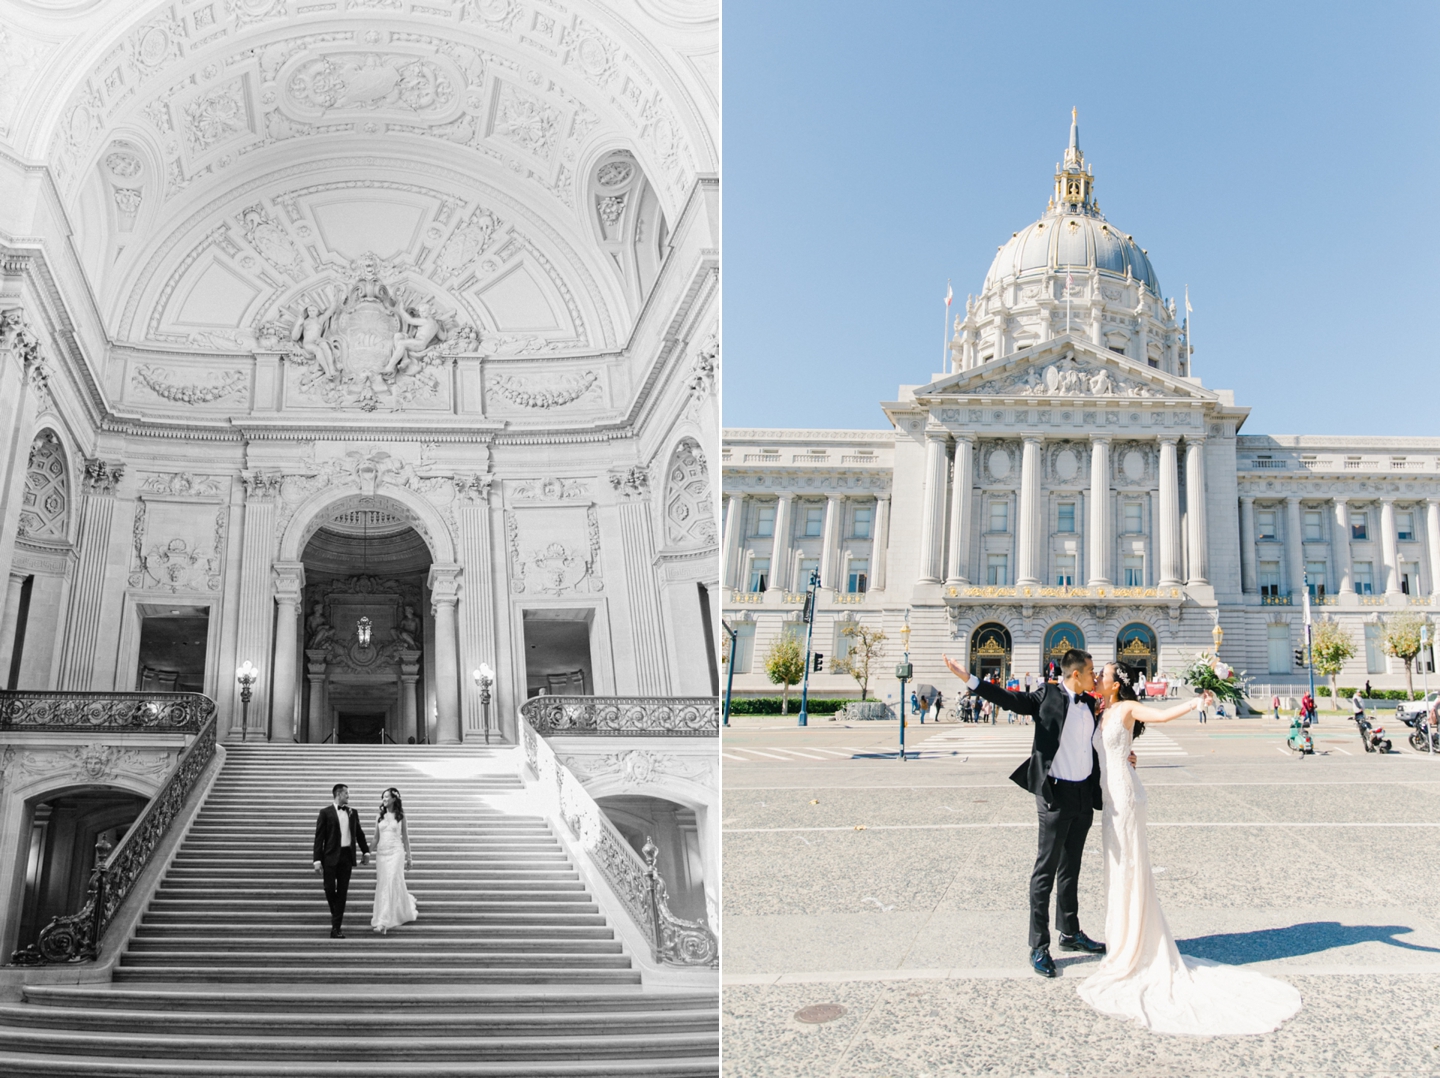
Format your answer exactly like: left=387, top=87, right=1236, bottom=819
left=1048, top=682, right=1095, bottom=782
left=335, top=804, right=351, bottom=847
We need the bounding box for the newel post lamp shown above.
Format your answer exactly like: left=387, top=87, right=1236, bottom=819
left=472, top=663, right=495, bottom=744
left=236, top=661, right=259, bottom=742
left=1211, top=621, right=1224, bottom=653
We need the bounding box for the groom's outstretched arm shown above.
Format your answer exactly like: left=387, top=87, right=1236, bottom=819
left=942, top=654, right=1042, bottom=717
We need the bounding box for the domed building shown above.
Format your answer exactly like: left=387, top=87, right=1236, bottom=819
left=724, top=115, right=1440, bottom=712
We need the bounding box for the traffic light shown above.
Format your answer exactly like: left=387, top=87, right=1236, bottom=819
left=812, top=652, right=824, bottom=672
left=1294, top=648, right=1306, bottom=668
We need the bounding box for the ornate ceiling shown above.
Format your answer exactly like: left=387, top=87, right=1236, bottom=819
left=0, top=0, right=716, bottom=356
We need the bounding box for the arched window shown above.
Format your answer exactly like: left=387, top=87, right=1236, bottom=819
left=969, top=622, right=1012, bottom=681
left=18, top=431, right=68, bottom=542
left=1116, top=622, right=1158, bottom=678
left=1043, top=622, right=1086, bottom=663
left=663, top=438, right=717, bottom=549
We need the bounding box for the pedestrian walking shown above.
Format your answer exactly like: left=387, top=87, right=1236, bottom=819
left=1272, top=694, right=1280, bottom=721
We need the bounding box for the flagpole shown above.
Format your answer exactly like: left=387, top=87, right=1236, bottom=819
left=942, top=279, right=953, bottom=372
left=1184, top=285, right=1193, bottom=374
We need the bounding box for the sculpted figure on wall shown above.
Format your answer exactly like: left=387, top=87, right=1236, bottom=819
left=290, top=287, right=343, bottom=379
left=306, top=601, right=337, bottom=650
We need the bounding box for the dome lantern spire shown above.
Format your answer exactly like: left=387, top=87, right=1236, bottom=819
left=1054, top=107, right=1096, bottom=215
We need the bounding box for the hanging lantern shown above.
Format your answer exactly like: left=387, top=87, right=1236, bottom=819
left=357, top=616, right=372, bottom=647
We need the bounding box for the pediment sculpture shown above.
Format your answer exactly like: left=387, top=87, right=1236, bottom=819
left=282, top=253, right=480, bottom=411
left=965, top=355, right=1163, bottom=398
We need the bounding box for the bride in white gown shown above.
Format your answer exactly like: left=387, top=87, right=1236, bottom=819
left=371, top=787, right=418, bottom=934
left=1078, top=663, right=1302, bottom=1035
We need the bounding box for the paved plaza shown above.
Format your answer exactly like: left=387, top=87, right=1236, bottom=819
left=721, top=709, right=1440, bottom=1077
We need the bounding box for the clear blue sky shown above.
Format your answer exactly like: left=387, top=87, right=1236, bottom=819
left=722, top=1, right=1440, bottom=436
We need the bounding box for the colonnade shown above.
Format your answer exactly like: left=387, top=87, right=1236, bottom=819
left=720, top=490, right=890, bottom=593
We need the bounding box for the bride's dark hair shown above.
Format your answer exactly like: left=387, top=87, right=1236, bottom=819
left=378, top=787, right=405, bottom=823
left=1106, top=662, right=1145, bottom=739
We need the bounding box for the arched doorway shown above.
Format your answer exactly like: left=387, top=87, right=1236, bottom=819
left=1043, top=622, right=1086, bottom=667
left=596, top=794, right=707, bottom=925
left=969, top=622, right=1012, bottom=682
left=1116, top=622, right=1158, bottom=678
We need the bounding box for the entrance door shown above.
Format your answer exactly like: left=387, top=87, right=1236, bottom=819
left=969, top=622, right=1012, bottom=682
left=338, top=712, right=386, bottom=743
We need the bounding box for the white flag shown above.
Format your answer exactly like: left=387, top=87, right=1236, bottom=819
left=1066, top=271, right=1074, bottom=290
left=944, top=281, right=953, bottom=307
left=1184, top=285, right=1193, bottom=315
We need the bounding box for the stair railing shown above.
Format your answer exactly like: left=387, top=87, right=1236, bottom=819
left=10, top=696, right=218, bottom=965
left=0, top=690, right=211, bottom=733
left=519, top=695, right=718, bottom=737
left=520, top=713, right=718, bottom=968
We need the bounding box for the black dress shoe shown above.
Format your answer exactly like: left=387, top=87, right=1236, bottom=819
left=1058, top=930, right=1105, bottom=955
left=330, top=930, right=345, bottom=939
left=1030, top=947, right=1057, bottom=978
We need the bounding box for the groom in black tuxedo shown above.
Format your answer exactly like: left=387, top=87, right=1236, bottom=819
left=312, top=783, right=370, bottom=938
left=943, top=648, right=1117, bottom=978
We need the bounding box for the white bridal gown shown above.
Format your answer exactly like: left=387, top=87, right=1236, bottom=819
left=371, top=813, right=418, bottom=932
left=1075, top=713, right=1302, bottom=1035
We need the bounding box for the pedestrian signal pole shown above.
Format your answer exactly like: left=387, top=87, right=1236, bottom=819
left=1302, top=571, right=1316, bottom=707
left=896, top=612, right=912, bottom=761
left=797, top=569, right=820, bottom=727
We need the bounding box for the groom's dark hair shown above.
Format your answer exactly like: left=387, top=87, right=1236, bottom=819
left=1060, top=649, right=1092, bottom=675
left=332, top=783, right=348, bottom=798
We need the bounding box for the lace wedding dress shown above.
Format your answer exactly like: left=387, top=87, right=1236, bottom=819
left=1076, top=712, right=1302, bottom=1034
left=370, top=813, right=418, bottom=932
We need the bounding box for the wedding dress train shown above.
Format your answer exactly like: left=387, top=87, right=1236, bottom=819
left=370, top=814, right=418, bottom=932
left=1075, top=713, right=1302, bottom=1035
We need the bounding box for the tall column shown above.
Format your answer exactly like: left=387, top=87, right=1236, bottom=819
left=1088, top=436, right=1112, bottom=586
left=398, top=653, right=421, bottom=744
left=1184, top=438, right=1208, bottom=585
left=871, top=495, right=891, bottom=591
left=1239, top=496, right=1258, bottom=595
left=1016, top=436, right=1042, bottom=587
left=1426, top=500, right=1440, bottom=601
left=767, top=494, right=793, bottom=591
left=233, top=472, right=280, bottom=741
left=614, top=470, right=671, bottom=694
left=721, top=494, right=743, bottom=589
left=305, top=655, right=326, bottom=744
left=428, top=564, right=463, bottom=744
left=1380, top=498, right=1401, bottom=595
left=0, top=310, right=38, bottom=611
left=56, top=459, right=124, bottom=689
left=917, top=432, right=949, bottom=583
left=454, top=475, right=500, bottom=739
left=1334, top=500, right=1355, bottom=595
left=945, top=436, right=974, bottom=584
left=1157, top=438, right=1182, bottom=587
left=0, top=570, right=27, bottom=684
left=819, top=494, right=842, bottom=589
left=270, top=562, right=304, bottom=742
left=1284, top=497, right=1305, bottom=597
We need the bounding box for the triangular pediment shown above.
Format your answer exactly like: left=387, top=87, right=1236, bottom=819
left=915, top=336, right=1216, bottom=403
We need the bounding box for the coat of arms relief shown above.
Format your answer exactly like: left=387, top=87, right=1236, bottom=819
left=279, top=253, right=480, bottom=412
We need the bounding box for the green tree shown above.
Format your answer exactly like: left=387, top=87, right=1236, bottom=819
left=1309, top=617, right=1356, bottom=706
left=763, top=634, right=806, bottom=715
left=835, top=625, right=887, bottom=701
left=1383, top=612, right=1434, bottom=700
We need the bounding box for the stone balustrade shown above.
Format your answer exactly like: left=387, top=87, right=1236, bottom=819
left=0, top=691, right=213, bottom=734
left=519, top=695, right=718, bottom=737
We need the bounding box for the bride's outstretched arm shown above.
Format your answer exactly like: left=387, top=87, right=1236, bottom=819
left=1127, top=690, right=1215, bottom=725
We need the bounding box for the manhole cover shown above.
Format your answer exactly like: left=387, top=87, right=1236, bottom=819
left=794, top=1004, right=846, bottom=1024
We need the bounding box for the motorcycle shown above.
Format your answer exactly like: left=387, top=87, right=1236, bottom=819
left=1287, top=715, right=1313, bottom=755
left=1354, top=713, right=1391, bottom=754
left=1404, top=715, right=1439, bottom=754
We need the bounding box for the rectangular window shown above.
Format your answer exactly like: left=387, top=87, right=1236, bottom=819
left=1398, top=512, right=1415, bottom=541
left=847, top=559, right=869, bottom=594
left=755, top=505, right=775, bottom=538
left=1058, top=503, right=1076, bottom=533
left=986, top=554, right=1008, bottom=586
left=804, top=506, right=824, bottom=537
left=1123, top=502, right=1142, bottom=534
left=1055, top=555, right=1075, bottom=587
left=1257, top=510, right=1277, bottom=540
left=852, top=507, right=872, bottom=539
left=1259, top=561, right=1281, bottom=598
left=1351, top=513, right=1368, bottom=541
left=749, top=557, right=770, bottom=594
left=1268, top=623, right=1291, bottom=675
left=1306, top=561, right=1326, bottom=599
left=1365, top=623, right=1386, bottom=674
left=731, top=623, right=755, bottom=674
left=1123, top=555, right=1144, bottom=587
left=989, top=501, right=1009, bottom=533
left=834, top=626, right=853, bottom=665
left=1303, top=510, right=1323, bottom=542
left=797, top=558, right=818, bottom=590
left=1401, top=564, right=1415, bottom=596
left=1353, top=561, right=1373, bottom=595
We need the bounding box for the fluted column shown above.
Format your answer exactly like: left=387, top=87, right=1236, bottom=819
left=1157, top=438, right=1182, bottom=587
left=721, top=494, right=743, bottom=589
left=945, top=436, right=974, bottom=584
left=1088, top=436, right=1112, bottom=586
left=0, top=570, right=26, bottom=686
left=1380, top=499, right=1401, bottom=595
left=1184, top=438, right=1208, bottom=585
left=767, top=494, right=793, bottom=591
left=1239, top=496, right=1258, bottom=595
left=429, top=564, right=463, bottom=744
left=819, top=494, right=842, bottom=589
left=871, top=495, right=891, bottom=591
left=917, top=432, right=949, bottom=583
left=233, top=472, right=280, bottom=740
left=1284, top=497, right=1305, bottom=597
left=270, top=562, right=305, bottom=742
left=1426, top=500, right=1440, bottom=600
left=1334, top=500, right=1355, bottom=595
left=56, top=459, right=124, bottom=689
left=455, top=475, right=500, bottom=738
left=613, top=470, right=671, bottom=694
left=1016, top=436, right=1043, bottom=587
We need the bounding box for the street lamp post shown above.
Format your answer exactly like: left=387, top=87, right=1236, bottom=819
left=1302, top=570, right=1316, bottom=708
left=797, top=568, right=820, bottom=727
left=896, top=614, right=912, bottom=762
left=722, top=620, right=738, bottom=727
left=235, top=661, right=258, bottom=742
left=472, top=663, right=495, bottom=744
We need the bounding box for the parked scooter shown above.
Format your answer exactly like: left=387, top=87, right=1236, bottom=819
left=1287, top=715, right=1313, bottom=755
left=1354, top=712, right=1391, bottom=753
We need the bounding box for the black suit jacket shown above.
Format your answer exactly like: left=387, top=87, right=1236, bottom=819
left=313, top=805, right=370, bottom=866
left=969, top=679, right=1103, bottom=809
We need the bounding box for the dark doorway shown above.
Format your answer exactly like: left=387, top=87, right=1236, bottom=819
left=522, top=610, right=594, bottom=697
left=338, top=712, right=386, bottom=743
left=136, top=606, right=209, bottom=693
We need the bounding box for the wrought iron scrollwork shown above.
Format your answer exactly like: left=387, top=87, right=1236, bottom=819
left=10, top=699, right=218, bottom=966
left=0, top=691, right=211, bottom=733
left=520, top=695, right=718, bottom=736
left=642, top=837, right=719, bottom=968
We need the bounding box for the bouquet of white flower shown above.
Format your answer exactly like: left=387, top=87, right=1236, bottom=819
left=1178, top=651, right=1247, bottom=707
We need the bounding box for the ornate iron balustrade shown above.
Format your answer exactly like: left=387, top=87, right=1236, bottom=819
left=11, top=701, right=218, bottom=965
left=521, top=715, right=717, bottom=969
left=520, top=696, right=718, bottom=737
left=0, top=691, right=212, bottom=734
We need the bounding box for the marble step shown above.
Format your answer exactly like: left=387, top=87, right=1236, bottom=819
left=0, top=1052, right=718, bottom=1077
left=125, top=938, right=625, bottom=955
left=111, top=966, right=643, bottom=985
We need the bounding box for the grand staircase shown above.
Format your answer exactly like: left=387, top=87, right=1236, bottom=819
left=0, top=743, right=718, bottom=1076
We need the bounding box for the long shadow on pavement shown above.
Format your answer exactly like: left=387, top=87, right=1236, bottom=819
left=1177, top=921, right=1440, bottom=963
